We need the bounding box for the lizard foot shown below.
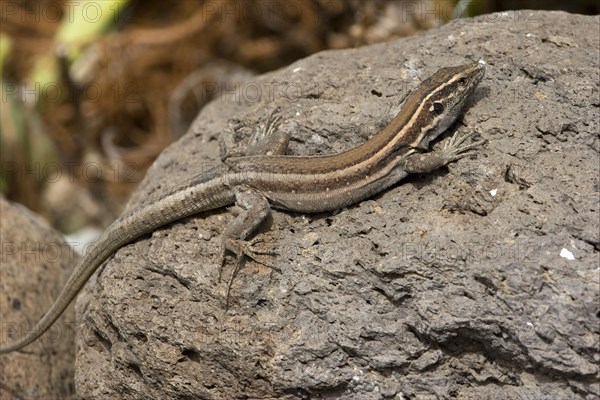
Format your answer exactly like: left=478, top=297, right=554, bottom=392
left=442, top=129, right=486, bottom=162
left=218, top=237, right=279, bottom=307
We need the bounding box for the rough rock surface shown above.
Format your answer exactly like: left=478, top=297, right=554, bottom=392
left=0, top=196, right=77, bottom=399
left=76, top=11, right=599, bottom=399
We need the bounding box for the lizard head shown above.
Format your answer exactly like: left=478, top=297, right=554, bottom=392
left=409, top=61, right=485, bottom=150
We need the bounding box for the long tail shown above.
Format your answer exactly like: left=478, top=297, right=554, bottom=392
left=0, top=170, right=233, bottom=353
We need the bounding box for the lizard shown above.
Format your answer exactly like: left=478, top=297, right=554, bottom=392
left=0, top=61, right=486, bottom=353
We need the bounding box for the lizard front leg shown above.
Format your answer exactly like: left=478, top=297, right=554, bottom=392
left=401, top=130, right=485, bottom=173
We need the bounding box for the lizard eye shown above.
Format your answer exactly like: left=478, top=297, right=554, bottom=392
left=433, top=102, right=445, bottom=114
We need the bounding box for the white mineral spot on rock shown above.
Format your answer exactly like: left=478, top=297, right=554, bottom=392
left=560, top=248, right=575, bottom=260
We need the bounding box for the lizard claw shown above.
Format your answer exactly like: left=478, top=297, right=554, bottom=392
left=244, top=237, right=279, bottom=259
left=442, top=130, right=486, bottom=162
left=218, top=236, right=280, bottom=307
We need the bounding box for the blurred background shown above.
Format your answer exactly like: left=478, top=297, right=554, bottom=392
left=1, top=0, right=598, bottom=237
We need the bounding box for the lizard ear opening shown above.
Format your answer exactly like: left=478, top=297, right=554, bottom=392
left=433, top=102, right=445, bottom=114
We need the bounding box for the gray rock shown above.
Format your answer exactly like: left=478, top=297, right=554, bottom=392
left=76, top=11, right=599, bottom=399
left=0, top=197, right=77, bottom=399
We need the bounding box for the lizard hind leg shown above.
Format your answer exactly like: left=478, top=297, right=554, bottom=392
left=245, top=106, right=290, bottom=156
left=217, top=186, right=280, bottom=306
left=218, top=108, right=289, bottom=305
left=221, top=107, right=290, bottom=161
